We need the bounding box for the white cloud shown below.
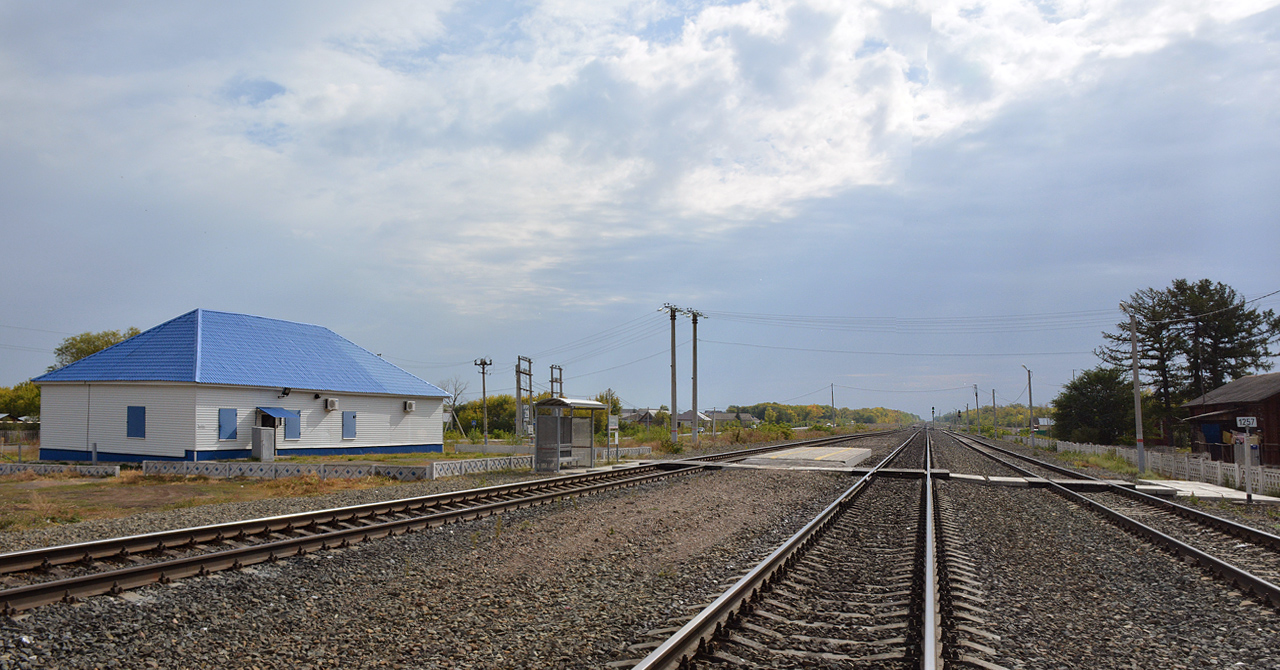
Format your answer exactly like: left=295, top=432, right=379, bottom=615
left=1, top=0, right=1275, bottom=316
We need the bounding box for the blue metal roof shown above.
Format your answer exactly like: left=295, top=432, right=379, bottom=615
left=34, top=309, right=447, bottom=398
left=257, top=406, right=294, bottom=419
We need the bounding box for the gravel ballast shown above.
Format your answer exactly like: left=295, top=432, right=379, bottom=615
left=937, top=479, right=1280, bottom=668
left=0, top=468, right=855, bottom=669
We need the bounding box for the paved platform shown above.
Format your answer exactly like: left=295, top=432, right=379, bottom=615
left=739, top=445, right=874, bottom=470
left=1139, top=479, right=1280, bottom=504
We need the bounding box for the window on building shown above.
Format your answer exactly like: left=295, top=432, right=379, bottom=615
left=127, top=406, right=146, bottom=439
left=342, top=411, right=357, bottom=439
left=219, top=408, right=237, bottom=441
left=284, top=410, right=301, bottom=440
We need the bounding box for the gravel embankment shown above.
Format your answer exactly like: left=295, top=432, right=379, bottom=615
left=937, top=480, right=1280, bottom=668
left=0, top=468, right=855, bottom=669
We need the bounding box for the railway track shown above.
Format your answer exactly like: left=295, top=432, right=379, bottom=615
left=629, top=428, right=1001, bottom=670
left=0, top=429, right=900, bottom=616
left=946, top=431, right=1280, bottom=608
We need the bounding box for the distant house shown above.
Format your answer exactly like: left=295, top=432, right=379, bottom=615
left=675, top=410, right=711, bottom=430
left=706, top=410, right=761, bottom=428
left=620, top=408, right=664, bottom=427
left=33, top=309, right=448, bottom=462
left=1182, top=372, right=1280, bottom=466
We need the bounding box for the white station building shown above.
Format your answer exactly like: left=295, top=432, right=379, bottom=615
left=33, top=309, right=448, bottom=462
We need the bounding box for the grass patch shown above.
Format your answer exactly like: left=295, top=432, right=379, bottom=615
left=1054, top=449, right=1140, bottom=476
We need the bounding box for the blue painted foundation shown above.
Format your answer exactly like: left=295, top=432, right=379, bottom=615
left=276, top=443, right=443, bottom=457
left=39, top=443, right=443, bottom=463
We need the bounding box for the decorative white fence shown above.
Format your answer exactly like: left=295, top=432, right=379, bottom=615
left=0, top=462, right=119, bottom=477
left=143, top=455, right=535, bottom=481
left=1011, top=437, right=1280, bottom=496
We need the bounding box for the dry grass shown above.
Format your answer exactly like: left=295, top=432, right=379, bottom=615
left=0, top=471, right=411, bottom=532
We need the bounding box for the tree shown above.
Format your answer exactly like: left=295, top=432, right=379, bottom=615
left=1051, top=367, right=1133, bottom=445
left=1098, top=286, right=1184, bottom=440
left=1170, top=279, right=1280, bottom=399
left=0, top=381, right=41, bottom=419
left=1099, top=279, right=1280, bottom=441
left=49, top=328, right=141, bottom=371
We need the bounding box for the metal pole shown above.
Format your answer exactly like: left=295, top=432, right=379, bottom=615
left=992, top=389, right=997, bottom=438
left=1022, top=365, right=1033, bottom=449
left=474, top=358, right=492, bottom=447
left=831, top=383, right=836, bottom=426
left=1128, top=311, right=1146, bottom=473
left=691, top=311, right=699, bottom=447
left=665, top=304, right=679, bottom=444
left=974, top=384, right=980, bottom=436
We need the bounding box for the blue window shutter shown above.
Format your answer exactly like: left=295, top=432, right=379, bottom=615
left=342, top=411, right=356, bottom=439
left=218, top=408, right=237, bottom=440
left=127, top=406, right=146, bottom=439
left=285, top=410, right=301, bottom=440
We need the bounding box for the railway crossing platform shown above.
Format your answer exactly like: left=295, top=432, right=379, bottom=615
left=1138, top=479, right=1280, bottom=504
left=735, top=444, right=875, bottom=470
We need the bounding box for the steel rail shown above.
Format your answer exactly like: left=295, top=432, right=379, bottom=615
left=922, top=429, right=941, bottom=670
left=0, top=464, right=668, bottom=575
left=948, top=432, right=1280, bottom=608
left=630, top=429, right=923, bottom=670
left=0, top=428, right=903, bottom=577
left=958, top=433, right=1280, bottom=552
left=0, top=464, right=704, bottom=615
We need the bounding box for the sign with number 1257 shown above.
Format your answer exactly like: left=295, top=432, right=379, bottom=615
left=1237, top=417, right=1258, bottom=428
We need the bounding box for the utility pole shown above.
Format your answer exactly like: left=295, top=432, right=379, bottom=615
left=992, top=389, right=997, bottom=438
left=516, top=356, right=533, bottom=442
left=663, top=304, right=680, bottom=444
left=687, top=309, right=704, bottom=447
left=550, top=364, right=563, bottom=398
left=965, top=403, right=970, bottom=432
left=1022, top=365, right=1033, bottom=449
left=974, top=384, right=980, bottom=435
left=831, top=383, right=836, bottom=425
left=474, top=358, right=492, bottom=447
left=1125, top=305, right=1146, bottom=473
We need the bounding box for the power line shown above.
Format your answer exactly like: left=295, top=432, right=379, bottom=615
left=833, top=383, right=973, bottom=394
left=703, top=339, right=1092, bottom=358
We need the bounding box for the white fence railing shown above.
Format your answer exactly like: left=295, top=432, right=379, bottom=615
left=1008, top=436, right=1280, bottom=496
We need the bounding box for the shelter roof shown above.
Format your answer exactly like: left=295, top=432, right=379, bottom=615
left=1181, top=372, right=1280, bottom=407
left=536, top=397, right=608, bottom=410
left=33, top=309, right=447, bottom=398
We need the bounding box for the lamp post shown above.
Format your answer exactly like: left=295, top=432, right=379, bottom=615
left=1022, top=365, right=1033, bottom=449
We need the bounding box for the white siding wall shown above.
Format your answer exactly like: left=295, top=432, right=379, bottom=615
left=193, top=386, right=444, bottom=453
left=38, top=382, right=195, bottom=458
left=38, top=384, right=88, bottom=453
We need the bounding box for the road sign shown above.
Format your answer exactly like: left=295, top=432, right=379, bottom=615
left=1237, top=417, right=1258, bottom=428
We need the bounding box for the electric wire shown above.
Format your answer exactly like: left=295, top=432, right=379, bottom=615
left=702, top=339, right=1092, bottom=358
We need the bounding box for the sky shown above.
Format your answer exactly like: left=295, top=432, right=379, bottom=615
left=2, top=0, right=1279, bottom=419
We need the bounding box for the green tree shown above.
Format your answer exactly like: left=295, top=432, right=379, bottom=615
left=1170, top=279, right=1280, bottom=399
left=49, top=328, right=142, bottom=371
left=1099, top=279, right=1280, bottom=441
left=0, top=381, right=41, bottom=419
left=1051, top=367, right=1133, bottom=445
left=1098, top=286, right=1184, bottom=441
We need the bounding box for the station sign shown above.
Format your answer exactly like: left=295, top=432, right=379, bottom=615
left=1237, top=416, right=1258, bottom=428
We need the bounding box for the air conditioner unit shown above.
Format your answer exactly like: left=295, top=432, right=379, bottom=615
left=325, top=398, right=339, bottom=411
left=404, top=400, right=416, bottom=412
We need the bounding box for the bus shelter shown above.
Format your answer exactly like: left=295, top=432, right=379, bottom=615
left=534, top=397, right=607, bottom=473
